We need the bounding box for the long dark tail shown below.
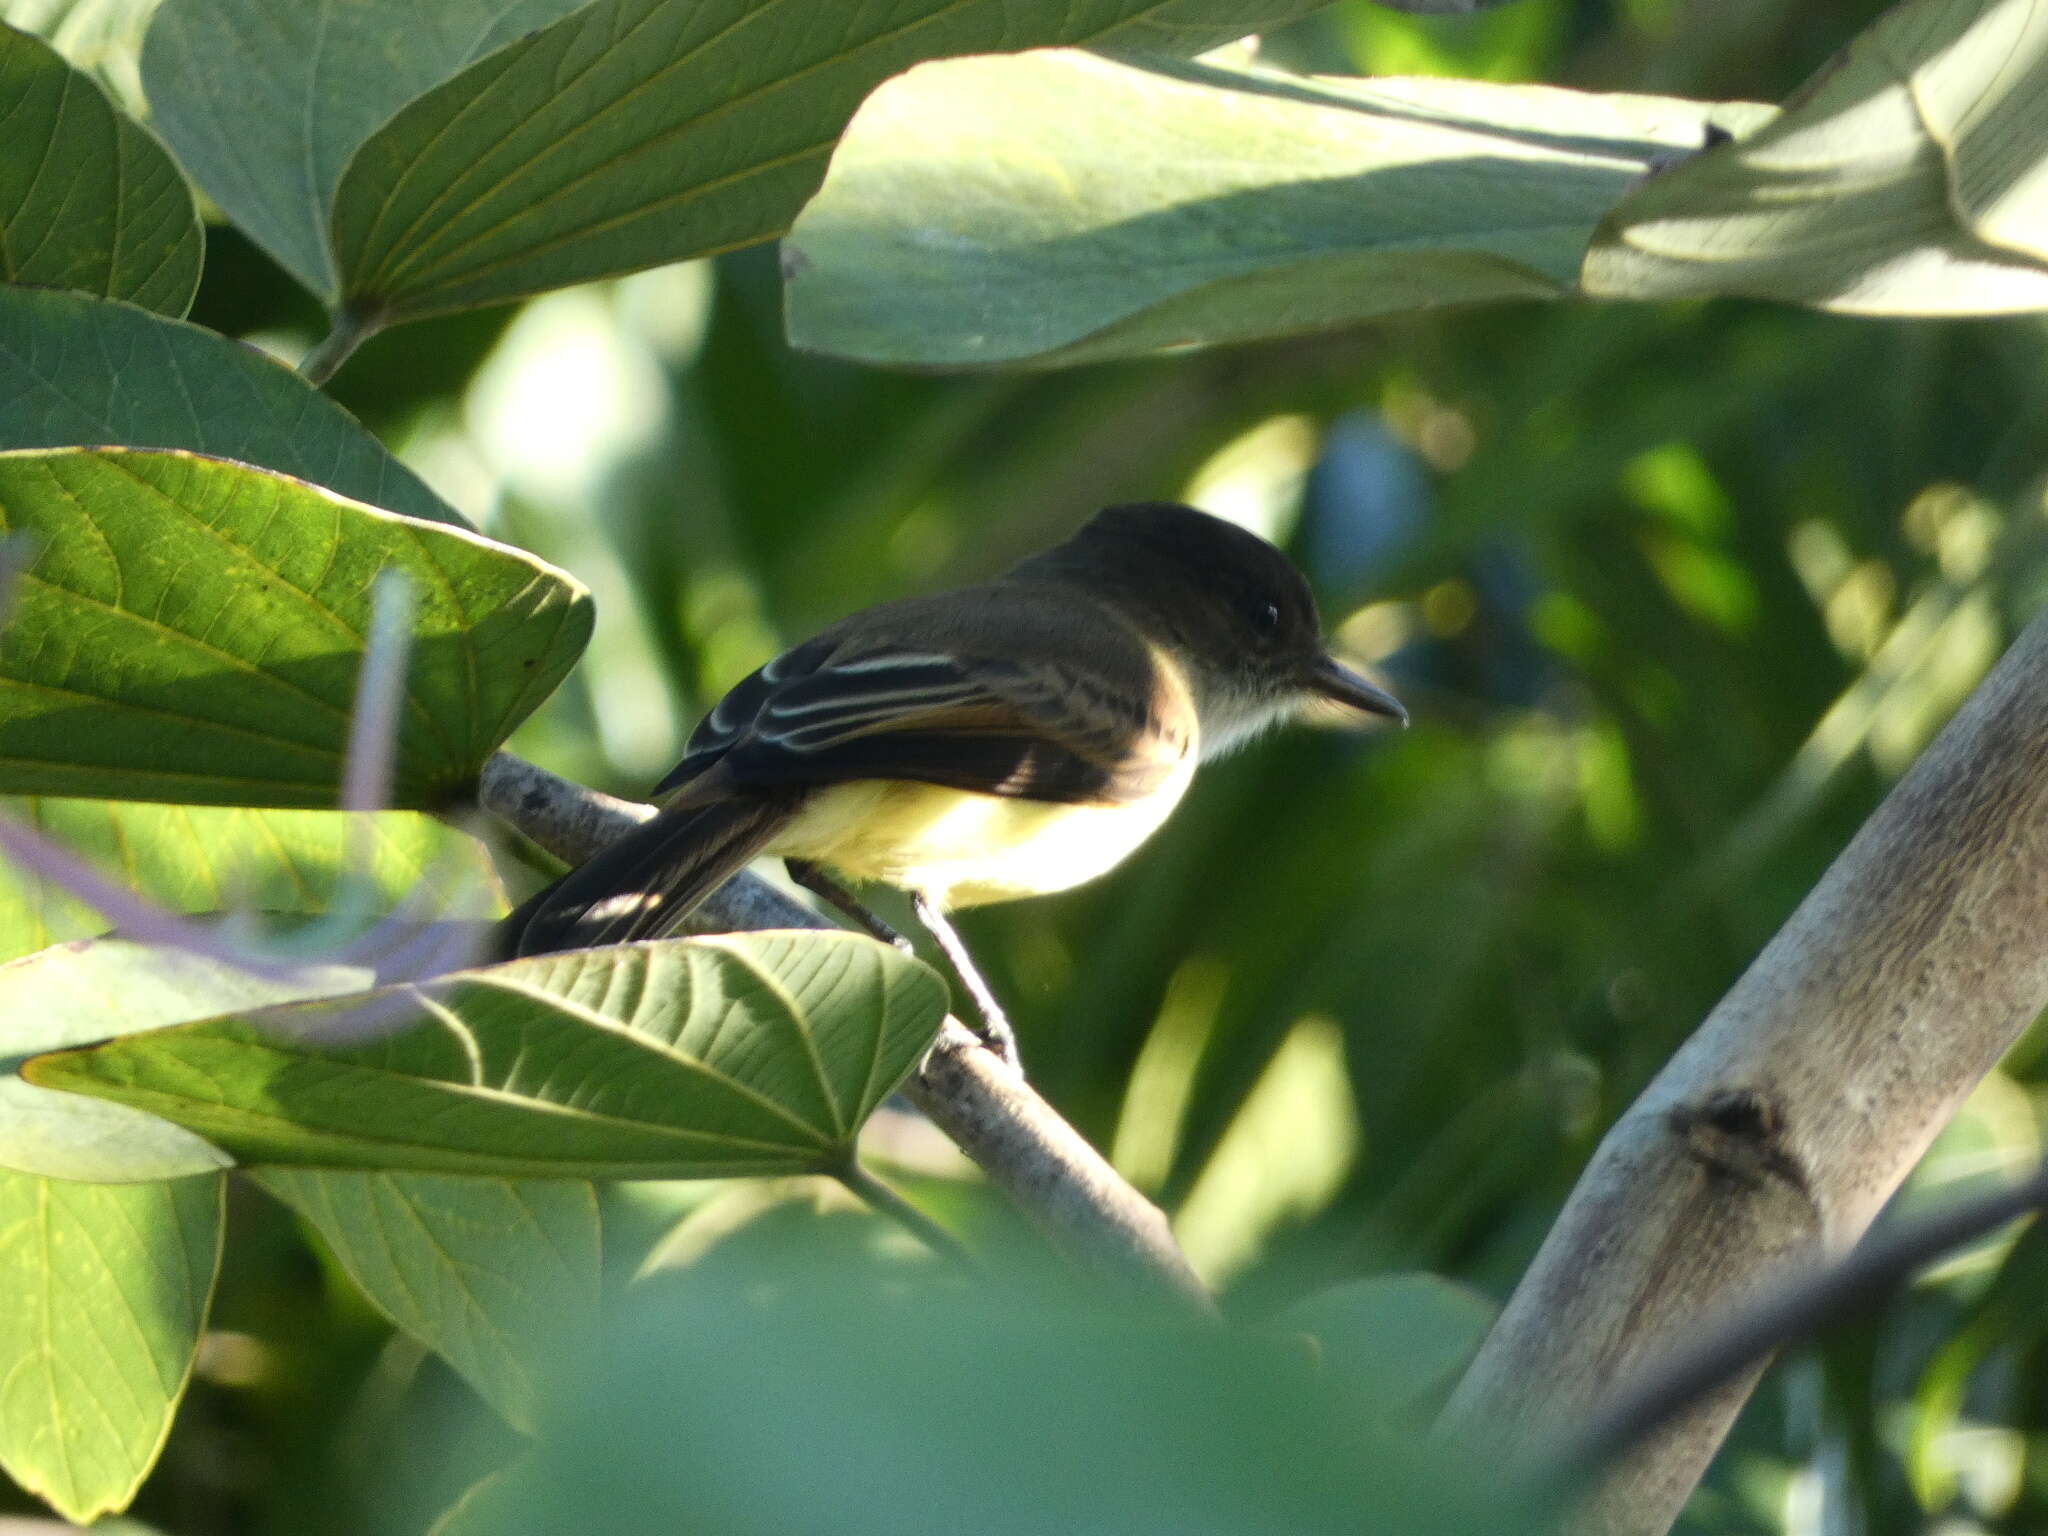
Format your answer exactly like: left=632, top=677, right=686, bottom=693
left=496, top=792, right=797, bottom=958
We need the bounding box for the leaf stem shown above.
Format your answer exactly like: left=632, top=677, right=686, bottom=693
left=300, top=302, right=386, bottom=386
left=836, top=1157, right=975, bottom=1269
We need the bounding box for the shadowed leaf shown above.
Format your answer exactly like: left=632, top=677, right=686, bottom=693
left=0, top=20, right=200, bottom=314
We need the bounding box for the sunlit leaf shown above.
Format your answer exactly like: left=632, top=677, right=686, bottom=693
left=0, top=21, right=199, bottom=314
left=327, top=0, right=1336, bottom=324
left=784, top=50, right=1767, bottom=368
left=258, top=1170, right=600, bottom=1432
left=0, top=448, right=591, bottom=806
left=0, top=1171, right=220, bottom=1522
left=1583, top=0, right=2048, bottom=310
left=0, top=0, right=160, bottom=112
left=27, top=933, right=948, bottom=1178
left=0, top=286, right=465, bottom=528
left=141, top=0, right=588, bottom=300
left=0, top=799, right=499, bottom=964
left=0, top=938, right=361, bottom=1180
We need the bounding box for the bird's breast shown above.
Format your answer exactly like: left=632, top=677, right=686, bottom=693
left=765, top=754, right=1197, bottom=910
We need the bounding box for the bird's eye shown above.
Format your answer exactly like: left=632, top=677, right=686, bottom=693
left=1253, top=601, right=1281, bottom=633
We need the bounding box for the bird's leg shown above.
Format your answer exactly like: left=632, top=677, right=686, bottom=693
left=784, top=859, right=912, bottom=954
left=911, top=893, right=1021, bottom=1074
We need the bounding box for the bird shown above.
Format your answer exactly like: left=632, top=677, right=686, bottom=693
left=498, top=502, right=1406, bottom=1063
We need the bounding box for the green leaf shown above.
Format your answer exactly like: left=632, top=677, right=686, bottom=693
left=26, top=932, right=948, bottom=1179
left=256, top=1170, right=600, bottom=1432
left=784, top=50, right=1768, bottom=368
left=0, top=448, right=592, bottom=806
left=1583, top=0, right=2048, bottom=311
left=141, top=0, right=589, bottom=301
left=0, top=20, right=200, bottom=315
left=0, top=937, right=364, bottom=1181
left=1277, top=1274, right=1496, bottom=1413
left=0, top=799, right=500, bottom=964
left=327, top=0, right=1335, bottom=324
left=0, top=1170, right=221, bottom=1522
left=0, top=286, right=466, bottom=528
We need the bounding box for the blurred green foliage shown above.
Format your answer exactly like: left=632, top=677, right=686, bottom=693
left=3, top=0, right=2046, bottom=1532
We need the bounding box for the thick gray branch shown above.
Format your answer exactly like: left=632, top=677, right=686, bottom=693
left=476, top=753, right=1215, bottom=1316
left=1443, top=609, right=2048, bottom=1535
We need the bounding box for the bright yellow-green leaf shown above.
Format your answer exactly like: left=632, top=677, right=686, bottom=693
left=0, top=448, right=591, bottom=807
left=0, top=1171, right=221, bottom=1522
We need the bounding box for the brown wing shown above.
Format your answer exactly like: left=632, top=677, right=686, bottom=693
left=656, top=639, right=1188, bottom=808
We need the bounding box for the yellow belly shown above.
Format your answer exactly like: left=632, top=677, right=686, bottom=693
left=765, top=760, right=1195, bottom=909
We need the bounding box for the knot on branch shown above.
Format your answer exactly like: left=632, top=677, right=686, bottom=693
left=1668, top=1088, right=1812, bottom=1201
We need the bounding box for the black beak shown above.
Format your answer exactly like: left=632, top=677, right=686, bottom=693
left=1307, top=654, right=1408, bottom=725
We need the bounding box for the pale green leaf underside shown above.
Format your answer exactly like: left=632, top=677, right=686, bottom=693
left=0, top=1169, right=220, bottom=1522
left=141, top=0, right=588, bottom=300
left=328, top=0, right=1335, bottom=323
left=0, top=20, right=200, bottom=315
left=784, top=51, right=1768, bottom=368
left=257, top=1169, right=600, bottom=1431
left=0, top=938, right=369, bottom=1181
left=0, top=799, right=501, bottom=966
left=0, top=448, right=592, bottom=807
left=27, top=933, right=948, bottom=1179
left=1583, top=0, right=2048, bottom=308
left=0, top=286, right=465, bottom=528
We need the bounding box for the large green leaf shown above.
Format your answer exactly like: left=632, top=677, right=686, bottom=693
left=0, top=21, right=200, bottom=314
left=27, top=932, right=948, bottom=1178
left=0, top=1170, right=220, bottom=1522
left=784, top=50, right=1769, bottom=368
left=326, top=0, right=1335, bottom=325
left=0, top=286, right=465, bottom=528
left=0, top=799, right=500, bottom=964
left=0, top=448, right=591, bottom=806
left=1582, top=0, right=2048, bottom=310
left=256, top=1169, right=601, bottom=1432
left=141, top=0, right=589, bottom=301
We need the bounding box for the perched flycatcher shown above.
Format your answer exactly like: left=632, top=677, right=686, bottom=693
left=502, top=502, right=1405, bottom=959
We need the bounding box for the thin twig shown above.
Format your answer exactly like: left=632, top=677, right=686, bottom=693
left=836, top=1157, right=977, bottom=1269
left=1548, top=1163, right=2048, bottom=1494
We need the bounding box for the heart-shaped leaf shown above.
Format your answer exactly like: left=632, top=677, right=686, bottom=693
left=1583, top=0, right=2048, bottom=310
left=0, top=1169, right=221, bottom=1522
left=326, top=0, right=1336, bottom=325
left=0, top=448, right=591, bottom=807
left=141, top=0, right=589, bottom=301
left=27, top=932, right=948, bottom=1178
left=0, top=20, right=200, bottom=315
left=784, top=50, right=1769, bottom=368
left=0, top=286, right=465, bottom=528
left=0, top=798, right=499, bottom=964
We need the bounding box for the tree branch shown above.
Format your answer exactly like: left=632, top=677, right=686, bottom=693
left=1441, top=606, right=2048, bottom=1536
left=1547, top=1158, right=2048, bottom=1493
left=475, top=753, right=1217, bottom=1318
